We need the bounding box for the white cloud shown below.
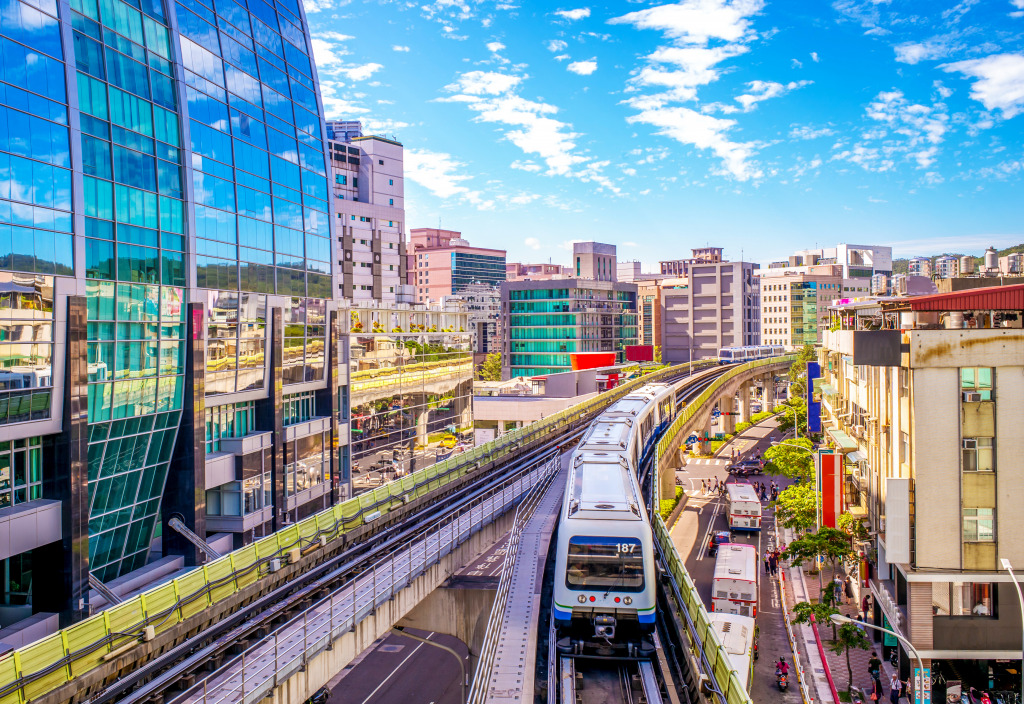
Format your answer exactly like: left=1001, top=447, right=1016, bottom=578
left=524, top=236, right=542, bottom=249
left=627, top=106, right=762, bottom=180
left=405, top=148, right=493, bottom=209
left=791, top=58, right=803, bottom=68
left=810, top=51, right=819, bottom=62
left=554, top=54, right=570, bottom=61
left=546, top=39, right=568, bottom=52
left=609, top=0, right=764, bottom=46
left=789, top=124, right=835, bottom=139
left=567, top=59, right=598, bottom=75
left=621, top=241, right=639, bottom=247
left=555, top=7, right=590, bottom=21
left=392, top=45, right=411, bottom=52
left=941, top=53, right=1024, bottom=118
left=734, top=79, right=811, bottom=111
left=511, top=160, right=542, bottom=172
left=895, top=37, right=956, bottom=65
left=487, top=41, right=506, bottom=53
left=440, top=70, right=619, bottom=191
left=339, top=63, right=384, bottom=81
left=833, top=90, right=949, bottom=171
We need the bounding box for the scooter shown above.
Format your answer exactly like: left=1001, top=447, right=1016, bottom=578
left=776, top=666, right=789, bottom=691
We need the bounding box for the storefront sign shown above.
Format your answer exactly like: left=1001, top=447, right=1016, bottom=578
left=915, top=667, right=931, bottom=704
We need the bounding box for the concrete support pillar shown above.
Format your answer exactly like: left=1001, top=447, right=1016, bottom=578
left=738, top=383, right=751, bottom=424
left=721, top=407, right=736, bottom=435
left=763, top=373, right=776, bottom=410
left=417, top=408, right=430, bottom=448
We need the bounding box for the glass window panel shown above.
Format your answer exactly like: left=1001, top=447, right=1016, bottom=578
left=114, top=183, right=158, bottom=228
left=108, top=86, right=153, bottom=136
left=112, top=145, right=157, bottom=190
left=81, top=135, right=112, bottom=179
left=104, top=47, right=150, bottom=100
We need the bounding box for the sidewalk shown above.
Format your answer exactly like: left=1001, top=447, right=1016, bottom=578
left=779, top=543, right=898, bottom=703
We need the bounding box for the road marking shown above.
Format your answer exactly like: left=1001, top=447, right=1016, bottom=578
left=360, top=633, right=434, bottom=704
left=697, top=498, right=723, bottom=561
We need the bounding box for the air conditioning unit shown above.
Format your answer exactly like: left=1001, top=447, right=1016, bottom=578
left=963, top=391, right=982, bottom=402
left=853, top=425, right=865, bottom=438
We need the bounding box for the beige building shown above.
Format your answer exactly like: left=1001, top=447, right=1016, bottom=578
left=818, top=284, right=1024, bottom=689
left=758, top=264, right=842, bottom=349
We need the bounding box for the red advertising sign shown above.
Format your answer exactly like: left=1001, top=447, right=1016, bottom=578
left=625, top=345, right=655, bottom=362
left=819, top=452, right=843, bottom=528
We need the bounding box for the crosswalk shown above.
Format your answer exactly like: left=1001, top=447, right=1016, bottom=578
left=685, top=458, right=729, bottom=466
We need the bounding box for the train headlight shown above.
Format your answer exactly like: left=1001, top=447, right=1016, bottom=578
left=578, top=595, right=587, bottom=603
left=623, top=596, right=633, bottom=605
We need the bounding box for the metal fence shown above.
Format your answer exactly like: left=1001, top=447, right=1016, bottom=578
left=0, top=361, right=716, bottom=704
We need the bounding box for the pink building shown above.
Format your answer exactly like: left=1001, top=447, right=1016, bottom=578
left=407, top=228, right=506, bottom=303
left=505, top=262, right=572, bottom=281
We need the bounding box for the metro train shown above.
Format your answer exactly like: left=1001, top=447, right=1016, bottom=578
left=552, top=383, right=676, bottom=656
left=718, top=345, right=785, bottom=364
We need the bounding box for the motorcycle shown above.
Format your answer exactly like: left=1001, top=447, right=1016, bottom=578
left=776, top=666, right=789, bottom=691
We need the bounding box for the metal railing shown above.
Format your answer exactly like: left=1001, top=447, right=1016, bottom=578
left=180, top=457, right=555, bottom=704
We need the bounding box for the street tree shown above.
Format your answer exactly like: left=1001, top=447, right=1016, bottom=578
left=788, top=344, right=816, bottom=397
left=764, top=437, right=815, bottom=480
left=784, top=526, right=856, bottom=595
left=477, top=352, right=502, bottom=381
left=828, top=621, right=873, bottom=701
left=838, top=511, right=869, bottom=546
left=792, top=600, right=841, bottom=641
left=773, top=483, right=817, bottom=534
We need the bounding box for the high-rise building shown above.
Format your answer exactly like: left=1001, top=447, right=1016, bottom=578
left=659, top=247, right=723, bottom=277
left=443, top=283, right=501, bottom=360
left=325, top=119, right=363, bottom=142
left=935, top=255, right=960, bottom=279
left=661, top=261, right=760, bottom=362
left=758, top=265, right=842, bottom=348
left=637, top=279, right=666, bottom=349
left=790, top=244, right=892, bottom=281
left=819, top=286, right=1024, bottom=687
left=572, top=242, right=616, bottom=282
left=500, top=280, right=639, bottom=378
left=908, top=257, right=932, bottom=278
left=328, top=130, right=409, bottom=303
left=0, top=0, right=350, bottom=626
left=407, top=228, right=505, bottom=304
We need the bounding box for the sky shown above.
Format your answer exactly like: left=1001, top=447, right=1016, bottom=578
left=303, top=0, right=1024, bottom=268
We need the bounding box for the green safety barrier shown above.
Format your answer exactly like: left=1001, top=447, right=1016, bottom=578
left=654, top=515, right=753, bottom=704
left=0, top=361, right=718, bottom=704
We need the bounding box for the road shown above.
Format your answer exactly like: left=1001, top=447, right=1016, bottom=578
left=328, top=628, right=467, bottom=704
left=669, top=417, right=803, bottom=704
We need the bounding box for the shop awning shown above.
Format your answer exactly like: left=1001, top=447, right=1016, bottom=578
left=846, top=450, right=866, bottom=464
left=827, top=428, right=859, bottom=452
left=820, top=383, right=837, bottom=396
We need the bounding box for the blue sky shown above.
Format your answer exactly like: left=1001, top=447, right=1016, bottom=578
left=304, top=0, right=1024, bottom=268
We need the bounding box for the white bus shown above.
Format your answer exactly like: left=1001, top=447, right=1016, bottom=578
left=708, top=613, right=756, bottom=691
left=712, top=543, right=758, bottom=617
left=725, top=483, right=762, bottom=532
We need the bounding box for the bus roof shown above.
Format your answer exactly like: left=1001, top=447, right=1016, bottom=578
left=713, top=543, right=758, bottom=582
left=725, top=483, right=760, bottom=503
left=708, top=613, right=755, bottom=684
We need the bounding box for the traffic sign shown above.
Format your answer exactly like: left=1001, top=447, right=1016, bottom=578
left=711, top=408, right=721, bottom=418
left=686, top=435, right=699, bottom=444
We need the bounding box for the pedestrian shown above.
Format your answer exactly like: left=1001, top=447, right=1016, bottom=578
left=899, top=676, right=911, bottom=704
left=769, top=551, right=778, bottom=576
left=763, top=550, right=771, bottom=575
left=845, top=575, right=855, bottom=605
left=868, top=651, right=882, bottom=682
left=701, top=479, right=708, bottom=496
left=833, top=575, right=844, bottom=605
left=863, top=594, right=872, bottom=616
left=889, top=672, right=901, bottom=704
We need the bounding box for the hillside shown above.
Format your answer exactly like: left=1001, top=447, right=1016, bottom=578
left=891, top=243, right=1024, bottom=274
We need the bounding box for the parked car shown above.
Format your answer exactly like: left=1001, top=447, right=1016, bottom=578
left=708, top=530, right=732, bottom=557
left=728, top=459, right=764, bottom=476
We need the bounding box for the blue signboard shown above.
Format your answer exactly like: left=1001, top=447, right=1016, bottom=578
left=686, top=435, right=699, bottom=444
left=806, top=361, right=822, bottom=434
left=711, top=408, right=721, bottom=418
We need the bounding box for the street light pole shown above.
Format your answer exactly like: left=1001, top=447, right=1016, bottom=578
left=831, top=614, right=925, bottom=703
left=1000, top=558, right=1024, bottom=700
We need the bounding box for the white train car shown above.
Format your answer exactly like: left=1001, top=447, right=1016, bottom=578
left=552, top=383, right=675, bottom=655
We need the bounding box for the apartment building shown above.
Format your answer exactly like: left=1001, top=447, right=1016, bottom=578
left=908, top=257, right=932, bottom=278
left=661, top=261, right=760, bottom=362
left=329, top=130, right=410, bottom=303
left=659, top=247, right=724, bottom=277
left=759, top=265, right=842, bottom=348
left=573, top=242, right=617, bottom=282
left=406, top=228, right=505, bottom=304
left=500, top=280, right=639, bottom=378
left=505, top=262, right=572, bottom=281
left=935, top=255, right=960, bottom=279
left=818, top=284, right=1024, bottom=693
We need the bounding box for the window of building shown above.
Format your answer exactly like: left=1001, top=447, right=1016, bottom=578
left=205, top=402, right=256, bottom=454
left=378, top=159, right=383, bottom=165
left=283, top=390, right=317, bottom=426
left=0, top=438, right=43, bottom=509
left=389, top=179, right=393, bottom=185
left=353, top=177, right=358, bottom=187
left=335, top=174, right=347, bottom=185
left=961, top=367, right=993, bottom=401
left=932, top=582, right=996, bottom=617
left=389, top=198, right=393, bottom=205
left=963, top=508, right=995, bottom=542
left=962, top=438, right=994, bottom=472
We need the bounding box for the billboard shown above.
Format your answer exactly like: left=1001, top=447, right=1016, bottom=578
left=570, top=352, right=616, bottom=370
left=819, top=451, right=843, bottom=528
left=806, top=361, right=822, bottom=433
left=625, top=345, right=655, bottom=362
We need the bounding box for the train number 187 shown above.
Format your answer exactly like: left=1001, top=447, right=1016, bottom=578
left=616, top=543, right=636, bottom=554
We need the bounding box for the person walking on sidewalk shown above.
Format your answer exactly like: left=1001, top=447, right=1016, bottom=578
left=889, top=671, right=901, bottom=704
left=701, top=479, right=708, bottom=496
left=899, top=676, right=911, bottom=704
left=768, top=551, right=778, bottom=576
left=763, top=550, right=771, bottom=575
left=868, top=652, right=882, bottom=682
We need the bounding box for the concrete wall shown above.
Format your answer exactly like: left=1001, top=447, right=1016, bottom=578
left=266, top=508, right=516, bottom=704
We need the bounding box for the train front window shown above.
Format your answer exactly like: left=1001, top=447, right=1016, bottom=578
left=566, top=536, right=644, bottom=592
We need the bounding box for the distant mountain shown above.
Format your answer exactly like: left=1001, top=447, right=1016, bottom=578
left=891, top=243, right=1024, bottom=275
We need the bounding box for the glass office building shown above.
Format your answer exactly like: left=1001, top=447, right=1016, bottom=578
left=0, top=0, right=348, bottom=622
left=500, top=280, right=639, bottom=378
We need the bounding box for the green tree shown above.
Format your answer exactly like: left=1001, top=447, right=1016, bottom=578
left=773, top=483, right=817, bottom=534
left=477, top=352, right=502, bottom=381
left=838, top=512, right=869, bottom=544
left=654, top=345, right=662, bottom=363
left=764, top=437, right=815, bottom=480
left=791, top=600, right=841, bottom=641
left=784, top=526, right=856, bottom=594
left=828, top=621, right=873, bottom=700
left=788, top=344, right=816, bottom=397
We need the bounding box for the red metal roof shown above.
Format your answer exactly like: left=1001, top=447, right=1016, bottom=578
left=906, top=283, right=1024, bottom=312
